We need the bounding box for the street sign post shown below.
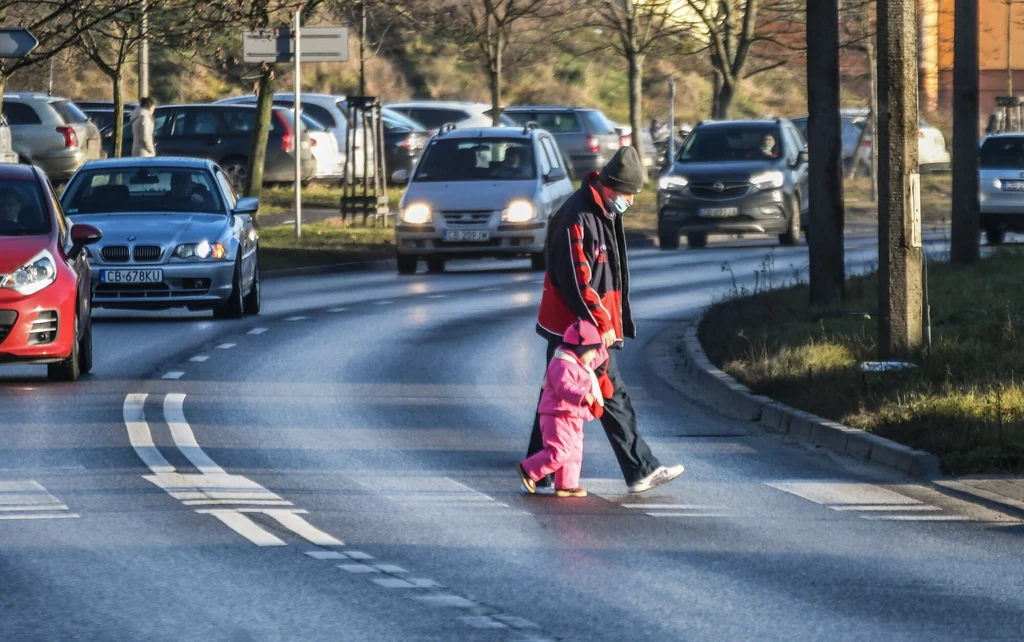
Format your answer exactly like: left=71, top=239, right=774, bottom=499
left=0, top=28, right=38, bottom=59
left=242, top=27, right=348, bottom=64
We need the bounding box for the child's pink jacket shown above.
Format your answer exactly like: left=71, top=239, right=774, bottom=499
left=537, top=346, right=609, bottom=420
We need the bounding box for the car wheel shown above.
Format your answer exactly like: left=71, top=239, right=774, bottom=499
left=221, top=156, right=249, bottom=191
left=78, top=317, right=94, bottom=375
left=659, top=230, right=680, bottom=250
left=397, top=253, right=418, bottom=275
left=213, top=259, right=245, bottom=319
left=986, top=227, right=1006, bottom=246
left=779, top=196, right=802, bottom=246
left=686, top=233, right=707, bottom=249
left=426, top=257, right=446, bottom=273
left=48, top=313, right=81, bottom=382
left=530, top=252, right=546, bottom=271
left=243, top=257, right=261, bottom=316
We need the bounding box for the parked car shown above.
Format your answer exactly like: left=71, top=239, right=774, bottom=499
left=0, top=116, right=18, bottom=164
left=60, top=157, right=261, bottom=318
left=503, top=106, right=621, bottom=180
left=393, top=123, right=574, bottom=274
left=613, top=122, right=658, bottom=171
left=979, top=133, right=1024, bottom=245
left=2, top=93, right=103, bottom=181
left=0, top=163, right=102, bottom=380
left=791, top=110, right=951, bottom=173
left=385, top=101, right=513, bottom=133
left=215, top=93, right=372, bottom=179
left=113, top=104, right=314, bottom=188
left=381, top=109, right=427, bottom=182
left=656, top=119, right=809, bottom=250
left=292, top=110, right=345, bottom=183
left=77, top=100, right=138, bottom=134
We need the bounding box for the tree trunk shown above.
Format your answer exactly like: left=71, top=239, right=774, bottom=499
left=714, top=79, right=735, bottom=120
left=112, top=65, right=125, bottom=158
left=807, top=0, right=845, bottom=306
left=951, top=0, right=980, bottom=264
left=867, top=22, right=880, bottom=203
left=628, top=51, right=647, bottom=183
left=244, top=67, right=275, bottom=214
left=489, top=30, right=504, bottom=126
left=1008, top=1, right=1014, bottom=96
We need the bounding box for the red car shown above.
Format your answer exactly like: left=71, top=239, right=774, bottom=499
left=0, top=164, right=101, bottom=381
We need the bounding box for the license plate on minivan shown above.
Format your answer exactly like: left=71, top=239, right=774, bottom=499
left=699, top=207, right=737, bottom=218
left=444, top=230, right=490, bottom=242
left=1003, top=180, right=1024, bottom=191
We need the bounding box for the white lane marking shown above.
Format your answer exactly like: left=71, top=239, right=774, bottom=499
left=123, top=394, right=175, bottom=475
left=373, top=300, right=393, bottom=305
left=426, top=294, right=447, bottom=299
left=247, top=327, right=268, bottom=335
left=765, top=481, right=923, bottom=506
left=182, top=499, right=293, bottom=506
left=200, top=509, right=286, bottom=546
left=338, top=564, right=381, bottom=573
left=416, top=594, right=476, bottom=609
left=306, top=551, right=348, bottom=560
left=646, top=512, right=729, bottom=518
left=373, top=578, right=416, bottom=588
left=829, top=505, right=942, bottom=512
left=190, top=355, right=210, bottom=363
left=328, top=307, right=349, bottom=312
left=479, top=287, right=499, bottom=292
left=216, top=343, right=237, bottom=350
left=622, top=504, right=710, bottom=510
left=145, top=473, right=288, bottom=504
left=0, top=504, right=70, bottom=512
left=162, top=371, right=185, bottom=380
left=0, top=481, right=66, bottom=508
left=0, top=513, right=80, bottom=520
left=262, top=509, right=343, bottom=546
left=164, top=394, right=226, bottom=475
left=285, top=316, right=308, bottom=322
left=444, top=478, right=500, bottom=502
left=344, top=550, right=374, bottom=560
left=458, top=616, right=508, bottom=629
left=373, top=564, right=408, bottom=574
left=860, top=515, right=976, bottom=522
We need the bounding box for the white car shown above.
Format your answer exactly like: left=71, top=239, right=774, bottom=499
left=293, top=111, right=345, bottom=182
left=979, top=133, right=1024, bottom=245
left=845, top=109, right=951, bottom=173
left=384, top=101, right=513, bottom=133
left=392, top=124, right=574, bottom=274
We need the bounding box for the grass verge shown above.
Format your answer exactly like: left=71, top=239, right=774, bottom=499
left=699, top=248, right=1024, bottom=475
left=258, top=219, right=395, bottom=271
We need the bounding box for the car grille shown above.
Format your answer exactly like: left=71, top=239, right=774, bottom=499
left=27, top=310, right=58, bottom=346
left=101, top=245, right=131, bottom=262
left=133, top=245, right=162, bottom=263
left=0, top=310, right=16, bottom=346
left=442, top=211, right=494, bottom=226
left=688, top=182, right=751, bottom=200
left=95, top=280, right=211, bottom=300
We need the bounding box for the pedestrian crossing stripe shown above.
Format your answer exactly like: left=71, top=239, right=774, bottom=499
left=764, top=480, right=961, bottom=521
left=0, top=480, right=79, bottom=520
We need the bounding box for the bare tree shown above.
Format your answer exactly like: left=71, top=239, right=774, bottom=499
left=997, top=0, right=1024, bottom=96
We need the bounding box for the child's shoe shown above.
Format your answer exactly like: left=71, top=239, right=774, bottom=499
left=554, top=487, right=587, bottom=498
left=516, top=463, right=536, bottom=493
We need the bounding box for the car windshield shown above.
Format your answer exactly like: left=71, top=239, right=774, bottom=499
left=678, top=126, right=783, bottom=162
left=0, top=180, right=50, bottom=236
left=981, top=137, right=1024, bottom=169
left=414, top=138, right=537, bottom=182
left=382, top=109, right=424, bottom=132
left=61, top=168, right=224, bottom=215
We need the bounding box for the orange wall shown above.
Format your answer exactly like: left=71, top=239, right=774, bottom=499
left=936, top=0, right=1024, bottom=71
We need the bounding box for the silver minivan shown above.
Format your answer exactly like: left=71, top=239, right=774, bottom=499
left=2, top=93, right=102, bottom=181
left=979, top=133, right=1024, bottom=245
left=393, top=124, right=574, bottom=274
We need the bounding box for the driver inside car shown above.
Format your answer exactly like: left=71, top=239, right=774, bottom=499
left=164, top=172, right=206, bottom=211
left=0, top=187, right=24, bottom=224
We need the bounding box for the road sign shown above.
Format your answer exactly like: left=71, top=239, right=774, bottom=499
left=243, top=27, right=348, bottom=64
left=0, top=28, right=38, bottom=59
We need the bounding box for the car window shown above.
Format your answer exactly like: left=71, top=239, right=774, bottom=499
left=86, top=110, right=115, bottom=131
left=382, top=109, right=424, bottom=131
left=61, top=167, right=224, bottom=215
left=299, top=113, right=325, bottom=131
left=215, top=170, right=237, bottom=208
left=51, top=101, right=90, bottom=124
left=181, top=110, right=224, bottom=135
left=541, top=137, right=562, bottom=170
left=222, top=109, right=255, bottom=133
left=980, top=137, right=1024, bottom=169
left=791, top=118, right=808, bottom=139
left=782, top=127, right=800, bottom=164
left=581, top=110, right=616, bottom=135
left=414, top=137, right=537, bottom=182
left=152, top=110, right=172, bottom=136
left=3, top=102, right=42, bottom=125
left=299, top=103, right=336, bottom=128
left=0, top=180, right=51, bottom=236
left=538, top=112, right=583, bottom=133
left=678, top=126, right=783, bottom=163
left=536, top=139, right=552, bottom=176
left=407, top=108, right=470, bottom=130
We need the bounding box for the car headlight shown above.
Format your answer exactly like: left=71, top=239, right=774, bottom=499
left=658, top=175, right=689, bottom=190
left=501, top=200, right=535, bottom=223
left=0, top=249, right=57, bottom=296
left=401, top=203, right=431, bottom=224
left=750, top=170, right=785, bottom=190
left=994, top=178, right=1002, bottom=189
left=174, top=241, right=227, bottom=260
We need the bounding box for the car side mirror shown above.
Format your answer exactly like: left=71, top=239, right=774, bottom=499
left=391, top=169, right=409, bottom=185
left=545, top=167, right=568, bottom=183
left=233, top=197, right=259, bottom=215
left=69, top=223, right=102, bottom=259
left=797, top=150, right=809, bottom=165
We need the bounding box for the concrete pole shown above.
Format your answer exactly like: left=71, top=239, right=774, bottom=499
left=359, top=0, right=366, bottom=97
left=294, top=5, right=303, bottom=239
left=951, top=0, right=980, bottom=264
left=138, top=0, right=149, bottom=99
left=667, top=77, right=676, bottom=162
left=877, top=0, right=923, bottom=360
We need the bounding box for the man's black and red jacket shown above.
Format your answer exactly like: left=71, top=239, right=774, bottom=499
left=537, top=173, right=636, bottom=347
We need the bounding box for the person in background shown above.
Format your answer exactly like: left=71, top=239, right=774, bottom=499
left=131, top=97, right=156, bottom=158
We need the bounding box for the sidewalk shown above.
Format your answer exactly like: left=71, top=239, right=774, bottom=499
left=935, top=478, right=1024, bottom=516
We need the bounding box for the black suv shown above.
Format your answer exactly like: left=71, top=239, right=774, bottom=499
left=656, top=119, right=809, bottom=249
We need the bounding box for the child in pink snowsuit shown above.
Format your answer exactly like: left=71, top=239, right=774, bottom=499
left=517, top=320, right=612, bottom=498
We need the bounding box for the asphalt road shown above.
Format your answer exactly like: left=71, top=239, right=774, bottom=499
left=2, top=232, right=1023, bottom=642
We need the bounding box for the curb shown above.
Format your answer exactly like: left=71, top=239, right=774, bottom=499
left=652, top=318, right=942, bottom=480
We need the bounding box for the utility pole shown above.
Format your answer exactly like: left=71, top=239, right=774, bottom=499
left=865, top=0, right=879, bottom=203
left=952, top=0, right=981, bottom=264
left=294, top=3, right=303, bottom=239
left=807, top=0, right=846, bottom=305
left=138, top=0, right=149, bottom=99
left=667, top=76, right=676, bottom=162
left=359, top=0, right=366, bottom=97
left=877, top=0, right=923, bottom=359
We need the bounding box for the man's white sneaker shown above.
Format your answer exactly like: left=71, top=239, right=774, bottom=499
left=627, top=464, right=685, bottom=494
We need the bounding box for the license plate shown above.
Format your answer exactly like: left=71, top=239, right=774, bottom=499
left=1003, top=180, right=1024, bottom=191
left=101, top=269, right=163, bottom=284
left=443, top=230, right=490, bottom=242
left=699, top=207, right=738, bottom=218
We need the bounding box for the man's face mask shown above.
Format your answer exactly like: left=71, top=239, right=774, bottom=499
left=605, top=194, right=630, bottom=214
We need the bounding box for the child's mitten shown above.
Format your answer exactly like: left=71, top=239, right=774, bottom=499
left=588, top=398, right=605, bottom=419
